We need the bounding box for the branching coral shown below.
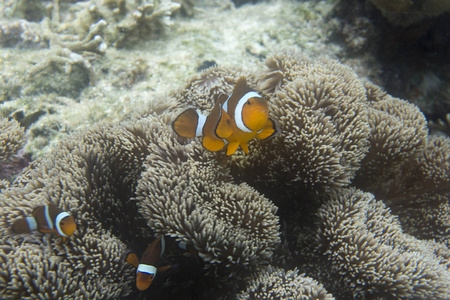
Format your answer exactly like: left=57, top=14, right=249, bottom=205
left=317, top=188, right=450, bottom=299
left=0, top=19, right=47, bottom=48
left=237, top=266, right=334, bottom=300
left=114, top=0, right=181, bottom=47
left=52, top=19, right=108, bottom=55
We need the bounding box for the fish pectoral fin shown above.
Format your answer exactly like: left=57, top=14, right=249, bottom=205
left=39, top=227, right=54, bottom=234
left=172, top=108, right=200, bottom=138
left=256, top=127, right=275, bottom=140
left=125, top=252, right=140, bottom=268
left=257, top=118, right=279, bottom=140
left=157, top=265, right=172, bottom=273
left=215, top=108, right=233, bottom=138
left=202, top=136, right=225, bottom=152
left=226, top=141, right=240, bottom=156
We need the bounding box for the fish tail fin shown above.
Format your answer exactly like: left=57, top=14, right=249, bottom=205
left=202, top=136, right=225, bottom=152
left=215, top=108, right=233, bottom=139
left=226, top=141, right=240, bottom=156
left=257, top=118, right=279, bottom=140
left=172, top=109, right=202, bottom=138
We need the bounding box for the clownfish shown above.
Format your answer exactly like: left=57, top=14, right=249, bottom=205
left=125, top=236, right=172, bottom=291
left=172, top=77, right=278, bottom=155
left=12, top=203, right=76, bottom=242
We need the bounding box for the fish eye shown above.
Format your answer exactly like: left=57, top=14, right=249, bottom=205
left=246, top=100, right=252, bottom=105
left=61, top=222, right=65, bottom=225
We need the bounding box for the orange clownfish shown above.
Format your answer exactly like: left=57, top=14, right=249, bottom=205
left=12, top=203, right=76, bottom=242
left=173, top=77, right=278, bottom=155
left=126, top=236, right=172, bottom=291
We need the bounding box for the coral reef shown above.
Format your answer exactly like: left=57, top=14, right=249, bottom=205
left=0, top=117, right=25, bottom=163
left=225, top=49, right=370, bottom=192
left=135, top=115, right=280, bottom=266
left=317, top=188, right=450, bottom=299
left=0, top=0, right=449, bottom=295
left=0, top=108, right=281, bottom=298
left=237, top=266, right=334, bottom=300
left=354, top=81, right=428, bottom=193
left=0, top=117, right=28, bottom=182
left=0, top=120, right=155, bottom=298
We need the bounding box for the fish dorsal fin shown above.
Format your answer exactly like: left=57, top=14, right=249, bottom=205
left=141, top=237, right=163, bottom=265
left=173, top=108, right=203, bottom=138
left=234, top=77, right=247, bottom=93
left=215, top=108, right=233, bottom=139
left=227, top=77, right=253, bottom=119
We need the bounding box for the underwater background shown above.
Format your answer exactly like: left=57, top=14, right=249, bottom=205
left=1, top=0, right=449, bottom=299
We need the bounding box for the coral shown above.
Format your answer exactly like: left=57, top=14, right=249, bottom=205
left=0, top=120, right=154, bottom=298
left=317, top=188, right=450, bottom=299
left=135, top=112, right=280, bottom=266
left=226, top=50, right=370, bottom=191
left=0, top=19, right=47, bottom=48
left=8, top=0, right=47, bottom=22
left=237, top=266, right=334, bottom=300
left=378, top=135, right=450, bottom=245
left=1, top=42, right=449, bottom=299
left=52, top=19, right=108, bottom=55
left=0, top=230, right=134, bottom=299
left=114, top=1, right=181, bottom=48
left=0, top=117, right=25, bottom=164
left=27, top=48, right=97, bottom=95
left=0, top=109, right=280, bottom=298
left=354, top=81, right=428, bottom=194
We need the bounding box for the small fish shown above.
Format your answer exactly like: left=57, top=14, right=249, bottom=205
left=12, top=203, right=76, bottom=242
left=172, top=77, right=278, bottom=155
left=125, top=236, right=172, bottom=291
left=221, top=77, right=278, bottom=155
left=172, top=96, right=233, bottom=152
